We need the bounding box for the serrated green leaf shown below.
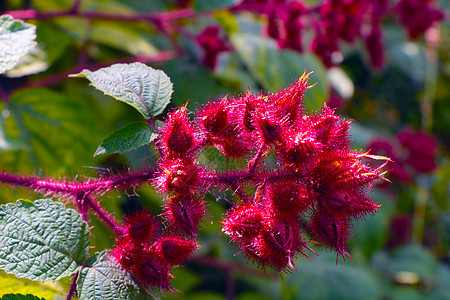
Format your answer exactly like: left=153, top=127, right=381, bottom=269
left=0, top=15, right=37, bottom=74
left=230, top=32, right=328, bottom=112
left=95, top=122, right=157, bottom=156
left=0, top=294, right=44, bottom=300
left=195, top=0, right=243, bottom=11
left=0, top=199, right=90, bottom=282
left=71, top=62, right=173, bottom=119
left=77, top=252, right=153, bottom=300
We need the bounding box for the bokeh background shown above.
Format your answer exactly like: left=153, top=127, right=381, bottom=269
left=1, top=0, right=448, bottom=299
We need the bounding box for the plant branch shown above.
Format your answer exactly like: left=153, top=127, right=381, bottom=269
left=0, top=168, right=157, bottom=198
left=66, top=272, right=79, bottom=300
left=84, top=193, right=122, bottom=234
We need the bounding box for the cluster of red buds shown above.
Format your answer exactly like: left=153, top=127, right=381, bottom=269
left=196, top=25, right=232, bottom=70
left=197, top=0, right=445, bottom=69
left=153, top=70, right=389, bottom=273
left=111, top=210, right=197, bottom=291
left=395, top=0, right=445, bottom=39
left=368, top=128, right=438, bottom=185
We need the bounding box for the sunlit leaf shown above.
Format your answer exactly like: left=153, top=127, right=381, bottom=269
left=77, top=252, right=152, bottom=300
left=95, top=122, right=157, bottom=156
left=0, top=199, right=90, bottom=281
left=71, top=63, right=173, bottom=119
left=0, top=15, right=37, bottom=74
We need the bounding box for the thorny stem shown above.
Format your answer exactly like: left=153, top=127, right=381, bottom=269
left=84, top=194, right=122, bottom=235
left=66, top=272, right=79, bottom=300
left=0, top=169, right=157, bottom=197
left=75, top=193, right=89, bottom=221
left=248, top=144, right=266, bottom=174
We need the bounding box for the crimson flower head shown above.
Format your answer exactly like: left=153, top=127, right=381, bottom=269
left=121, top=210, right=159, bottom=244
left=155, top=69, right=389, bottom=274
left=398, top=128, right=438, bottom=173
left=159, top=106, right=199, bottom=158
left=197, top=25, right=231, bottom=69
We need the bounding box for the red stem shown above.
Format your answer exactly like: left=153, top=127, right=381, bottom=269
left=0, top=169, right=157, bottom=197
left=84, top=194, right=122, bottom=235
left=66, top=272, right=79, bottom=300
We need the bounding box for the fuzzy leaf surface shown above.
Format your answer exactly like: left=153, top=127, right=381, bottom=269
left=0, top=199, right=90, bottom=281
left=94, top=122, right=157, bottom=156
left=71, top=62, right=173, bottom=119
left=0, top=15, right=37, bottom=74
left=77, top=252, right=153, bottom=300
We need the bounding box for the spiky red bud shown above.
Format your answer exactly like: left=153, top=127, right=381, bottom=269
left=199, top=99, right=229, bottom=136
left=255, top=114, right=283, bottom=144
left=309, top=106, right=352, bottom=149
left=266, top=182, right=310, bottom=218
left=155, top=158, right=200, bottom=194
left=160, top=107, right=198, bottom=157
left=132, top=251, right=171, bottom=289
left=222, top=202, right=265, bottom=239
left=111, top=239, right=140, bottom=271
left=153, top=235, right=198, bottom=265
left=122, top=210, right=158, bottom=244
left=278, top=130, right=320, bottom=171
left=163, top=193, right=206, bottom=237
left=310, top=209, right=351, bottom=261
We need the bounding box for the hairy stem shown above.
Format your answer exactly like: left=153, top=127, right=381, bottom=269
left=66, top=272, right=79, bottom=300
left=84, top=194, right=122, bottom=235
left=0, top=168, right=157, bottom=197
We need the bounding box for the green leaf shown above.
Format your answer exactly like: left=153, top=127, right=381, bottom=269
left=77, top=252, right=152, bottom=300
left=95, top=122, right=157, bottom=156
left=0, top=294, right=44, bottom=300
left=0, top=15, right=37, bottom=74
left=230, top=32, right=328, bottom=112
left=0, top=199, right=90, bottom=281
left=71, top=62, right=173, bottom=119
left=194, top=0, right=243, bottom=11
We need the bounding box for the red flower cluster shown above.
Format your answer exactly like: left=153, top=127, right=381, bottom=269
left=156, top=106, right=207, bottom=237
left=368, top=128, right=438, bottom=185
left=196, top=26, right=231, bottom=70
left=212, top=0, right=445, bottom=69
left=111, top=210, right=197, bottom=291
left=396, top=0, right=445, bottom=39
left=156, top=70, right=388, bottom=272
